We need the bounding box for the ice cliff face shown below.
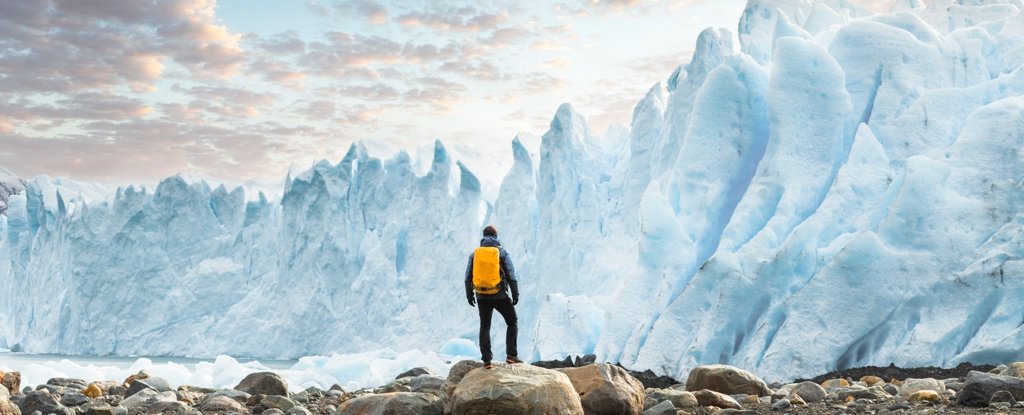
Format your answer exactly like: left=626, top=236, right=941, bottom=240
left=3, top=0, right=1024, bottom=381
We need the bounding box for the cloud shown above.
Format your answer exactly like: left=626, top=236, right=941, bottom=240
left=336, top=0, right=390, bottom=24
left=247, top=58, right=307, bottom=90
left=396, top=6, right=509, bottom=32
left=555, top=0, right=699, bottom=17
left=0, top=0, right=244, bottom=95
left=440, top=60, right=511, bottom=81
left=403, top=77, right=469, bottom=112
left=0, top=119, right=13, bottom=134
left=172, top=84, right=278, bottom=119
left=522, top=73, right=567, bottom=95
left=255, top=31, right=307, bottom=55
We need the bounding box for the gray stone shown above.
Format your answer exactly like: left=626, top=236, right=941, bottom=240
left=991, top=402, right=1012, bottom=410
left=17, top=390, right=70, bottom=415
left=990, top=390, right=1017, bottom=405
left=145, top=401, right=188, bottom=414
left=408, top=375, right=444, bottom=396
left=771, top=398, right=790, bottom=411
left=836, top=385, right=889, bottom=401
left=641, top=400, right=675, bottom=415
left=260, top=410, right=284, bottom=415
left=199, top=395, right=249, bottom=413
left=59, top=393, right=89, bottom=407
left=710, top=410, right=757, bottom=415
left=235, top=372, right=288, bottom=397
left=261, top=396, right=298, bottom=411
left=208, top=389, right=252, bottom=404
left=957, top=370, right=1024, bottom=407
left=643, top=396, right=657, bottom=410
left=395, top=367, right=434, bottom=380
left=120, top=389, right=177, bottom=411
left=285, top=407, right=311, bottom=415
left=125, top=377, right=172, bottom=398
left=886, top=402, right=912, bottom=411
left=684, top=365, right=771, bottom=397
left=46, top=379, right=88, bottom=391
left=944, top=381, right=964, bottom=392
left=81, top=403, right=126, bottom=415
left=338, top=392, right=442, bottom=415
left=882, top=384, right=899, bottom=396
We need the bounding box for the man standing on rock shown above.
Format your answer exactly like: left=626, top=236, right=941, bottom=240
left=465, top=225, right=522, bottom=369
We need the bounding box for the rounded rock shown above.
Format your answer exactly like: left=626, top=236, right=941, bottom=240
left=684, top=365, right=771, bottom=397
left=235, top=372, right=289, bottom=397
left=558, top=363, right=644, bottom=415
left=451, top=364, right=583, bottom=415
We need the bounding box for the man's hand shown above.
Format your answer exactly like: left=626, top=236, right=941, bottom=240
left=512, top=297, right=518, bottom=306
left=468, top=297, right=476, bottom=307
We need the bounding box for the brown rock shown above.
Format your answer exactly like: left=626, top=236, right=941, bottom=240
left=820, top=379, right=850, bottom=389
left=235, top=372, right=289, bottom=396
left=692, top=389, right=741, bottom=410
left=451, top=363, right=583, bottom=415
left=0, top=397, right=18, bottom=415
left=1001, top=362, right=1024, bottom=379
left=200, top=395, right=250, bottom=413
left=908, top=390, right=940, bottom=403
left=337, top=392, right=441, bottom=415
left=860, top=376, right=884, bottom=387
left=82, top=384, right=103, bottom=399
left=645, top=388, right=698, bottom=409
left=787, top=393, right=806, bottom=406
left=442, top=360, right=483, bottom=414
left=685, top=365, right=770, bottom=397
left=558, top=364, right=644, bottom=415
left=1, top=372, right=19, bottom=396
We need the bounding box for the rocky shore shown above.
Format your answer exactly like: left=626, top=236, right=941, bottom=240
left=1, top=359, right=1023, bottom=415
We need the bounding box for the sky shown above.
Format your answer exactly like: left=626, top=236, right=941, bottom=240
left=0, top=0, right=891, bottom=195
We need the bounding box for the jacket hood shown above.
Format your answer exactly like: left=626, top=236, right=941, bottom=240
left=480, top=235, right=502, bottom=247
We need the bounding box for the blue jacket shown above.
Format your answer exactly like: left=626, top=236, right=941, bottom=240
left=465, top=235, right=519, bottom=302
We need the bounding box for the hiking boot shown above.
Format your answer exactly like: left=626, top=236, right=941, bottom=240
left=506, top=356, right=523, bottom=364
left=483, top=361, right=493, bottom=369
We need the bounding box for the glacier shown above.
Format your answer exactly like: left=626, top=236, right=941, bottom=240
left=3, top=0, right=1024, bottom=382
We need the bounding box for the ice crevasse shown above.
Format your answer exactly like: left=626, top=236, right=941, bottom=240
left=2, top=0, right=1024, bottom=382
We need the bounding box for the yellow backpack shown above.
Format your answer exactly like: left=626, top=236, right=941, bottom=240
left=472, top=247, right=502, bottom=295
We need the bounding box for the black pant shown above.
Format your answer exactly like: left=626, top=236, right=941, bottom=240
left=478, top=298, right=518, bottom=362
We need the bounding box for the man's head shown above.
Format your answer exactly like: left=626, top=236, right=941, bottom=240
left=483, top=225, right=498, bottom=237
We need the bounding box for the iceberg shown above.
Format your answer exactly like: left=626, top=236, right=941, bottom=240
left=3, top=0, right=1024, bottom=382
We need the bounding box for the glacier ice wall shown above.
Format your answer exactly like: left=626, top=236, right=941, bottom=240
left=3, top=0, right=1024, bottom=381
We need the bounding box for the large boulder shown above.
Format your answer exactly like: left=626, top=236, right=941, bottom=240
left=3, top=373, right=21, bottom=396
left=442, top=360, right=483, bottom=414
left=17, top=390, right=71, bottom=415
left=558, top=364, right=644, bottom=415
left=897, top=378, right=944, bottom=397
left=119, top=389, right=177, bottom=411
left=0, top=397, right=19, bottom=415
left=956, top=370, right=1024, bottom=407
left=1001, top=362, right=1024, bottom=379
left=788, top=381, right=826, bottom=403
left=451, top=364, right=584, bottom=415
left=235, top=372, right=289, bottom=396
left=125, top=377, right=172, bottom=398
left=409, top=375, right=445, bottom=396
left=684, top=365, right=771, bottom=397
left=337, top=392, right=441, bottom=415
left=396, top=368, right=435, bottom=380
left=644, top=388, right=697, bottom=409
